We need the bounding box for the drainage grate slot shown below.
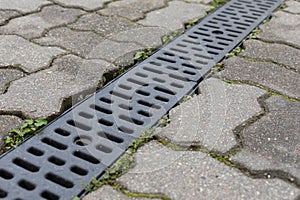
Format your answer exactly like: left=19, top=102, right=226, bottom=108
left=73, top=151, right=100, bottom=164
left=54, top=128, right=71, bottom=137
left=45, top=173, right=74, bottom=188
left=67, top=120, right=92, bottom=131
left=48, top=156, right=65, bottom=166
left=97, top=131, right=124, bottom=143
left=89, top=104, right=113, bottom=115
left=27, top=147, right=44, bottom=157
left=18, top=180, right=36, bottom=191
left=70, top=166, right=88, bottom=176
left=12, top=158, right=39, bottom=173
left=41, top=190, right=59, bottom=200
left=0, top=189, right=7, bottom=198
left=0, top=0, right=284, bottom=198
left=42, top=137, right=68, bottom=150
left=98, top=118, right=114, bottom=127
left=119, top=115, right=144, bottom=126
left=0, top=169, right=13, bottom=180
left=118, top=126, right=134, bottom=134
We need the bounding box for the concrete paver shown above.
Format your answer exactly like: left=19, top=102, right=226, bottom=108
left=0, top=115, right=23, bottom=150
left=139, top=1, right=210, bottom=31
left=108, top=26, right=170, bottom=49
left=0, top=5, right=85, bottom=39
left=52, top=0, right=110, bottom=10
left=0, top=0, right=51, bottom=13
left=69, top=13, right=139, bottom=37
left=0, top=69, right=24, bottom=94
left=0, top=35, right=65, bottom=73
left=99, top=0, right=166, bottom=21
left=219, top=56, right=300, bottom=100
left=157, top=78, right=265, bottom=153
left=259, top=11, right=300, bottom=48
left=241, top=40, right=300, bottom=72
left=284, top=0, right=300, bottom=14
left=34, top=27, right=105, bottom=57
left=0, top=55, right=115, bottom=118
left=232, top=95, right=300, bottom=180
left=118, top=141, right=299, bottom=200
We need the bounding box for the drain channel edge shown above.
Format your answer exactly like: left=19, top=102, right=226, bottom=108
left=0, top=0, right=285, bottom=199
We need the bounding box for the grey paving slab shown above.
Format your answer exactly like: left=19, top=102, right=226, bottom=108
left=69, top=13, right=139, bottom=37
left=138, top=1, right=210, bottom=31
left=0, top=10, right=20, bottom=25
left=0, top=0, right=51, bottom=13
left=34, top=27, right=143, bottom=66
left=108, top=26, right=170, bottom=48
left=52, top=0, right=110, bottom=10
left=0, top=115, right=23, bottom=150
left=34, top=27, right=105, bottom=57
left=0, top=35, right=65, bottom=73
left=83, top=185, right=157, bottom=200
left=118, top=141, right=299, bottom=200
left=241, top=40, right=300, bottom=72
left=258, top=11, right=300, bottom=48
left=157, top=78, right=265, bottom=153
left=99, top=0, right=166, bottom=21
left=284, top=0, right=300, bottom=14
left=0, top=55, right=115, bottom=118
left=0, top=5, right=85, bottom=39
left=232, top=96, right=300, bottom=180
left=86, top=39, right=143, bottom=66
left=219, top=56, right=300, bottom=100
left=0, top=68, right=24, bottom=94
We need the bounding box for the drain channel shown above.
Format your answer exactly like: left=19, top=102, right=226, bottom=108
left=0, top=0, right=284, bottom=199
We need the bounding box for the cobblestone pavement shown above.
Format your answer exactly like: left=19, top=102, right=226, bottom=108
left=0, top=0, right=299, bottom=199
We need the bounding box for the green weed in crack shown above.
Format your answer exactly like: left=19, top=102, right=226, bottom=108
left=5, top=118, right=47, bottom=150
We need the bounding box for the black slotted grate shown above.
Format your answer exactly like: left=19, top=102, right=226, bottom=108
left=0, top=0, right=284, bottom=199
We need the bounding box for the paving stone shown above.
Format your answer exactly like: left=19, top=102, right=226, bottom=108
left=99, top=0, right=166, bottom=21
left=0, top=5, right=85, bottom=39
left=157, top=78, right=265, bottom=153
left=118, top=141, right=299, bottom=200
left=35, top=27, right=143, bottom=66
left=258, top=11, right=300, bottom=48
left=108, top=26, right=170, bottom=48
left=86, top=39, right=143, bottom=66
left=219, top=56, right=300, bottom=100
left=69, top=13, right=139, bottom=37
left=0, top=10, right=20, bottom=25
left=241, top=40, right=300, bottom=72
left=83, top=185, right=156, bottom=200
left=34, top=27, right=105, bottom=57
left=0, top=115, right=23, bottom=150
left=52, top=0, right=110, bottom=10
left=138, top=1, right=210, bottom=31
left=0, top=0, right=51, bottom=13
left=0, top=68, right=24, bottom=94
left=232, top=95, right=300, bottom=180
left=0, top=35, right=65, bottom=73
left=284, top=0, right=300, bottom=14
left=0, top=55, right=115, bottom=118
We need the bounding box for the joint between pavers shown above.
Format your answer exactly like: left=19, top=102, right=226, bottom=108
left=239, top=55, right=299, bottom=73
left=218, top=78, right=300, bottom=102
left=257, top=38, right=300, bottom=51
left=47, top=0, right=98, bottom=12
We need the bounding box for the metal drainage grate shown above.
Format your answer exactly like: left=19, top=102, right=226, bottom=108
left=0, top=0, right=284, bottom=199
